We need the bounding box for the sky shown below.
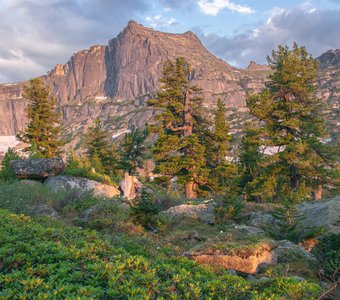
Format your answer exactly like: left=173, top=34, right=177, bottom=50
left=0, top=0, right=339, bottom=83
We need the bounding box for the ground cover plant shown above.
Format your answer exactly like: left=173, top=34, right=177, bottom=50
left=0, top=209, right=322, bottom=300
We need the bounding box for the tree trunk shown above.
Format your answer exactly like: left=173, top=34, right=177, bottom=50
left=290, top=165, right=299, bottom=191
left=312, top=185, right=323, bottom=200
left=183, top=84, right=193, bottom=137
left=185, top=181, right=197, bottom=199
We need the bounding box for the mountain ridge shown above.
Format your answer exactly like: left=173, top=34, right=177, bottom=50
left=0, top=22, right=338, bottom=147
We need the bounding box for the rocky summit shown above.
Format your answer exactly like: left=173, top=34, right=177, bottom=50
left=0, top=21, right=339, bottom=145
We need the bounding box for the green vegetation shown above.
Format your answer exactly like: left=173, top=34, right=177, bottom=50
left=16, top=78, right=63, bottom=158
left=244, top=43, right=335, bottom=202
left=118, top=126, right=148, bottom=176
left=0, top=148, right=19, bottom=182
left=130, top=190, right=160, bottom=230
left=0, top=209, right=322, bottom=299
left=84, top=118, right=118, bottom=176
left=148, top=57, right=209, bottom=199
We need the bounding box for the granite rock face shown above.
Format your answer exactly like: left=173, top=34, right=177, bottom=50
left=11, top=158, right=65, bottom=179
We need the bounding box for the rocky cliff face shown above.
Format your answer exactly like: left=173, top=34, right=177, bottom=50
left=0, top=21, right=338, bottom=147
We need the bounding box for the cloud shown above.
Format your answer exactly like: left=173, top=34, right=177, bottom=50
left=197, top=0, right=254, bottom=16
left=197, top=6, right=340, bottom=67
left=0, top=0, right=149, bottom=83
left=145, top=15, right=178, bottom=28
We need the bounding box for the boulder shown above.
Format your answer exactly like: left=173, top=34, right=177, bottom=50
left=244, top=211, right=275, bottom=228
left=119, top=173, right=142, bottom=200
left=29, top=204, right=59, bottom=220
left=44, top=176, right=120, bottom=198
left=272, top=240, right=317, bottom=264
left=11, top=158, right=65, bottom=179
left=188, top=240, right=277, bottom=275
left=162, top=203, right=215, bottom=224
left=296, top=196, right=340, bottom=234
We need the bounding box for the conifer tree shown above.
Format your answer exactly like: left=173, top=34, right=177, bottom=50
left=211, top=99, right=230, bottom=167
left=118, top=126, right=148, bottom=176
left=17, top=78, right=62, bottom=157
left=206, top=99, right=238, bottom=195
left=0, top=148, right=19, bottom=182
left=84, top=118, right=116, bottom=175
left=149, top=57, right=208, bottom=198
left=238, top=123, right=267, bottom=201
left=246, top=43, right=334, bottom=201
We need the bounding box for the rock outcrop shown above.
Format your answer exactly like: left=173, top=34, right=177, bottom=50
left=189, top=240, right=277, bottom=274
left=162, top=203, right=215, bottom=224
left=11, top=158, right=65, bottom=179
left=296, top=196, right=340, bottom=234
left=44, top=175, right=120, bottom=198
left=29, top=204, right=60, bottom=220
left=119, top=172, right=142, bottom=200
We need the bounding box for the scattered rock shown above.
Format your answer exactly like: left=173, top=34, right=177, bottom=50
left=244, top=211, right=275, bottom=229
left=119, top=172, right=142, bottom=200
left=44, top=176, right=120, bottom=198
left=18, top=179, right=43, bottom=186
left=228, top=269, right=237, bottom=276
left=162, top=203, right=215, bottom=224
left=11, top=158, right=65, bottom=179
left=235, top=225, right=266, bottom=237
left=246, top=275, right=256, bottom=281
left=292, top=276, right=305, bottom=282
left=296, top=196, right=340, bottom=234
left=188, top=240, right=277, bottom=274
left=29, top=204, right=59, bottom=220
left=272, top=240, right=317, bottom=264
left=259, top=276, right=269, bottom=281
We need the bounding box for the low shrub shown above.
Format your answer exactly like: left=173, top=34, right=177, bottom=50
left=214, top=195, right=244, bottom=224
left=0, top=209, right=322, bottom=299
left=0, top=148, right=19, bottom=182
left=130, top=190, right=161, bottom=230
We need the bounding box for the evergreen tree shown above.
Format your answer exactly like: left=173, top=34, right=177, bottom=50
left=206, top=99, right=237, bottom=195
left=246, top=43, right=334, bottom=201
left=0, top=148, right=19, bottom=182
left=238, top=122, right=266, bottom=201
left=149, top=57, right=208, bottom=198
left=118, top=126, right=148, bottom=176
left=211, top=99, right=230, bottom=167
left=17, top=78, right=62, bottom=157
left=84, top=118, right=116, bottom=175
left=130, top=189, right=160, bottom=230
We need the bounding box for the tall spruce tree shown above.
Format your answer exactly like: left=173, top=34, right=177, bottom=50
left=238, top=123, right=267, bottom=201
left=206, top=99, right=236, bottom=195
left=17, top=78, right=62, bottom=157
left=246, top=43, right=334, bottom=201
left=149, top=57, right=208, bottom=198
left=211, top=99, right=230, bottom=166
left=84, top=118, right=116, bottom=175
left=118, top=126, right=148, bottom=176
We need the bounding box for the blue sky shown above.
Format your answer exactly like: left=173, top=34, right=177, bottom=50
left=0, top=0, right=339, bottom=82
